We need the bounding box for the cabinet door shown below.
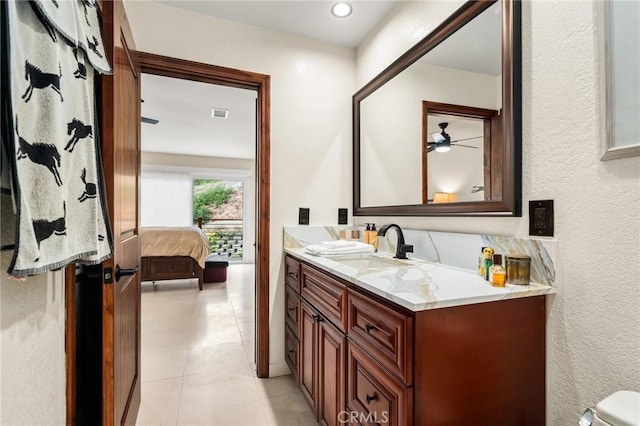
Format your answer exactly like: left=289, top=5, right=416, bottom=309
left=300, top=300, right=318, bottom=415
left=347, top=342, right=412, bottom=426
left=318, top=318, right=346, bottom=426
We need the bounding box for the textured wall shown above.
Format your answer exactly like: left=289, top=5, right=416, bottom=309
left=356, top=1, right=640, bottom=424
left=0, top=252, right=66, bottom=425
left=125, top=0, right=355, bottom=375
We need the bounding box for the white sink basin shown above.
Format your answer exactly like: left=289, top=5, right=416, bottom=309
left=330, top=255, right=405, bottom=270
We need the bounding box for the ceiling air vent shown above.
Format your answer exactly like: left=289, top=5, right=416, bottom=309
left=211, top=108, right=229, bottom=119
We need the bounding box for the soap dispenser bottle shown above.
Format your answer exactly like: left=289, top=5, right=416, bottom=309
left=369, top=223, right=378, bottom=251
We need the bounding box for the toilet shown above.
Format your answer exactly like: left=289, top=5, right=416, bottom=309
left=580, top=391, right=640, bottom=426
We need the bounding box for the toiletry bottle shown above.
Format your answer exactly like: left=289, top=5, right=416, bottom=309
left=482, top=247, right=494, bottom=281
left=363, top=223, right=371, bottom=244
left=478, top=246, right=487, bottom=277
left=370, top=223, right=378, bottom=251
left=489, top=254, right=506, bottom=287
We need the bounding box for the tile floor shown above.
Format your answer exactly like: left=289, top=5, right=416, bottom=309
left=136, top=264, right=317, bottom=426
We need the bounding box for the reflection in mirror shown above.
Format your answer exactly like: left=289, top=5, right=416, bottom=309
left=354, top=0, right=521, bottom=216
left=422, top=101, right=500, bottom=204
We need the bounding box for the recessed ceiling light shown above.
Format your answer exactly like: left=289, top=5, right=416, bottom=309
left=331, top=2, right=352, bottom=18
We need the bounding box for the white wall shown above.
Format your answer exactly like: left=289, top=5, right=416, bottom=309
left=141, top=171, right=193, bottom=226
left=0, top=253, right=66, bottom=426
left=356, top=1, right=640, bottom=425
left=125, top=3, right=355, bottom=375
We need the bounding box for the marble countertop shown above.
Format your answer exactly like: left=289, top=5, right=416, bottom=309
left=285, top=247, right=556, bottom=312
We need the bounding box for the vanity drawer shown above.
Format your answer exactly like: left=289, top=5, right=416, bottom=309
left=285, top=325, right=300, bottom=384
left=301, top=264, right=347, bottom=332
left=285, top=256, right=301, bottom=292
left=347, top=342, right=412, bottom=426
left=285, top=286, right=301, bottom=337
left=347, top=289, right=413, bottom=385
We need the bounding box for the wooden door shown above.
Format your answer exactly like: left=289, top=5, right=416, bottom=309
left=100, top=1, right=141, bottom=425
left=318, top=318, right=346, bottom=426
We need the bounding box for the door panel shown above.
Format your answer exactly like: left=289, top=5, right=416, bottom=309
left=101, top=1, right=141, bottom=425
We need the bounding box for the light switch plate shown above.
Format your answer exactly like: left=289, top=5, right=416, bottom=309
left=529, top=200, right=554, bottom=237
left=338, top=208, right=348, bottom=225
left=298, top=208, right=310, bottom=225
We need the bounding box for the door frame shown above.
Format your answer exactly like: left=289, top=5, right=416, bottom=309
left=136, top=52, right=271, bottom=379
left=66, top=52, right=271, bottom=423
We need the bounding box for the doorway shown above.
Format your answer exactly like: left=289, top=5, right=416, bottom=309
left=66, top=52, right=270, bottom=424
left=137, top=52, right=271, bottom=378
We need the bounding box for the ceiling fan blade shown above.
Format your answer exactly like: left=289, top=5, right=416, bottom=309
left=450, top=136, right=483, bottom=143
left=451, top=143, right=479, bottom=149
left=141, top=116, right=159, bottom=125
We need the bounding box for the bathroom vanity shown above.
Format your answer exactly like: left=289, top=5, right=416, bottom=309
left=284, top=250, right=550, bottom=426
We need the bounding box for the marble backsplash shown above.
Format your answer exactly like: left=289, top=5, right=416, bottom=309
left=283, top=226, right=557, bottom=287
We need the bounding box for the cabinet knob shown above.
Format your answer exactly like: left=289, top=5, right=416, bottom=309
left=365, top=393, right=378, bottom=404
left=312, top=314, right=324, bottom=323
left=364, top=323, right=375, bottom=333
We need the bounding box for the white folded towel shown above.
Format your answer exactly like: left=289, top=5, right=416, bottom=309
left=305, top=241, right=375, bottom=256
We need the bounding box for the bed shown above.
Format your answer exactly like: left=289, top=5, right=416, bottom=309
left=140, top=225, right=210, bottom=290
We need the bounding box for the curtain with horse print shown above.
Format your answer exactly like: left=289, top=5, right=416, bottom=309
left=1, top=0, right=113, bottom=276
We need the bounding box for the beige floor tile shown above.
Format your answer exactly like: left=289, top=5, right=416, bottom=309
left=178, top=399, right=268, bottom=426
left=254, top=375, right=300, bottom=400
left=260, top=392, right=317, bottom=426
left=183, top=342, right=249, bottom=376
left=140, top=264, right=278, bottom=426
left=143, top=329, right=189, bottom=352
left=135, top=377, right=182, bottom=426
left=187, top=327, right=243, bottom=348
left=178, top=373, right=263, bottom=422
left=141, top=347, right=187, bottom=382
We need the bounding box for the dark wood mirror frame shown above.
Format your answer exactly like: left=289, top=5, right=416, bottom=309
left=353, top=0, right=521, bottom=216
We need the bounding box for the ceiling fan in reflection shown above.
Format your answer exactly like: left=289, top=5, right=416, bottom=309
left=427, top=122, right=481, bottom=153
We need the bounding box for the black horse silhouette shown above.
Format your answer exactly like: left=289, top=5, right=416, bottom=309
left=22, top=61, right=63, bottom=103
left=65, top=118, right=92, bottom=152
left=81, top=0, right=92, bottom=25
left=78, top=168, right=97, bottom=202
left=72, top=48, right=87, bottom=80
left=15, top=119, right=62, bottom=186
left=86, top=36, right=103, bottom=58
left=33, top=202, right=66, bottom=260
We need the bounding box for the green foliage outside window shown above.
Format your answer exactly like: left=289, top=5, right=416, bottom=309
left=193, top=181, right=233, bottom=222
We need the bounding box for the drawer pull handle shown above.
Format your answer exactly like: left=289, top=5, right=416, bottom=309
left=365, top=393, right=378, bottom=404
left=288, top=307, right=296, bottom=312
left=287, top=271, right=298, bottom=278
left=288, top=349, right=295, bottom=354
left=312, top=314, right=324, bottom=323
left=364, top=323, right=375, bottom=333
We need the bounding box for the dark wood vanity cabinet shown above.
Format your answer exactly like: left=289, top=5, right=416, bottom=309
left=285, top=254, right=546, bottom=426
left=287, top=258, right=348, bottom=425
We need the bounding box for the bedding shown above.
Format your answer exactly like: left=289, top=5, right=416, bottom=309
left=140, top=226, right=209, bottom=268
left=140, top=226, right=210, bottom=290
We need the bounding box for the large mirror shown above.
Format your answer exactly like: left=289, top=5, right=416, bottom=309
left=354, top=0, right=521, bottom=216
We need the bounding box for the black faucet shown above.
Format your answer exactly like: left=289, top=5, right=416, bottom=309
left=377, top=224, right=413, bottom=259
